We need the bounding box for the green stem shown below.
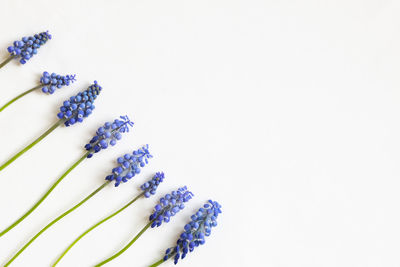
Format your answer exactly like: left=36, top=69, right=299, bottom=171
left=95, top=220, right=153, bottom=266
left=0, top=55, right=15, bottom=69
left=149, top=251, right=176, bottom=267
left=0, top=119, right=65, bottom=172
left=4, top=181, right=111, bottom=266
left=0, top=151, right=89, bottom=238
left=0, top=84, right=42, bottom=112
left=149, top=258, right=167, bottom=267
left=53, top=192, right=144, bottom=266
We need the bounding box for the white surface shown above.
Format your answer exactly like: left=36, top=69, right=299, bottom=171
left=0, top=0, right=400, bottom=266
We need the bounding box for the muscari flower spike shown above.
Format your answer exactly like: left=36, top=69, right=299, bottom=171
left=141, top=172, right=165, bottom=198
left=57, top=81, right=102, bottom=126
left=106, top=144, right=153, bottom=186
left=40, top=71, right=76, bottom=94
left=150, top=186, right=194, bottom=228
left=163, top=200, right=222, bottom=265
left=7, top=31, right=52, bottom=64
left=85, top=115, right=134, bottom=158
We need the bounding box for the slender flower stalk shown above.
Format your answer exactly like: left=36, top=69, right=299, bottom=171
left=0, top=116, right=132, bottom=238
left=95, top=186, right=194, bottom=267
left=0, top=55, right=15, bottom=69
left=0, top=81, right=101, bottom=172
left=53, top=172, right=165, bottom=266
left=0, top=72, right=76, bottom=112
left=150, top=200, right=222, bottom=267
left=0, top=31, right=51, bottom=69
left=0, top=118, right=65, bottom=172
left=96, top=222, right=153, bottom=267
left=0, top=84, right=42, bottom=112
left=4, top=144, right=152, bottom=266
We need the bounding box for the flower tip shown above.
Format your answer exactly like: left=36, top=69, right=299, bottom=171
left=119, top=115, right=134, bottom=128
left=140, top=172, right=165, bottom=197
left=156, top=172, right=165, bottom=178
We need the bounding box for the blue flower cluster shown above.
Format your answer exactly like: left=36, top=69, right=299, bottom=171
left=7, top=31, right=52, bottom=64
left=40, top=72, right=76, bottom=94
left=57, top=81, right=102, bottom=126
left=141, top=172, right=165, bottom=198
left=150, top=187, right=194, bottom=228
left=106, top=145, right=153, bottom=187
left=85, top=116, right=134, bottom=158
left=164, top=200, right=222, bottom=264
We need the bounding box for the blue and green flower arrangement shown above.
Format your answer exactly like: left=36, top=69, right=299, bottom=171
left=0, top=30, right=222, bottom=267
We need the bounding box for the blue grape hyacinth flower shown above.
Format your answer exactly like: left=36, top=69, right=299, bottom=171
left=0, top=71, right=76, bottom=113
left=150, top=186, right=194, bottom=228
left=57, top=81, right=102, bottom=126
left=0, top=31, right=52, bottom=69
left=40, top=72, right=76, bottom=94
left=85, top=116, right=134, bottom=158
left=162, top=200, right=222, bottom=265
left=53, top=172, right=165, bottom=266
left=94, top=186, right=193, bottom=267
left=105, top=144, right=153, bottom=186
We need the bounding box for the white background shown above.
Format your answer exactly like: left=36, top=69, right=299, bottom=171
left=0, top=0, right=399, bottom=266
